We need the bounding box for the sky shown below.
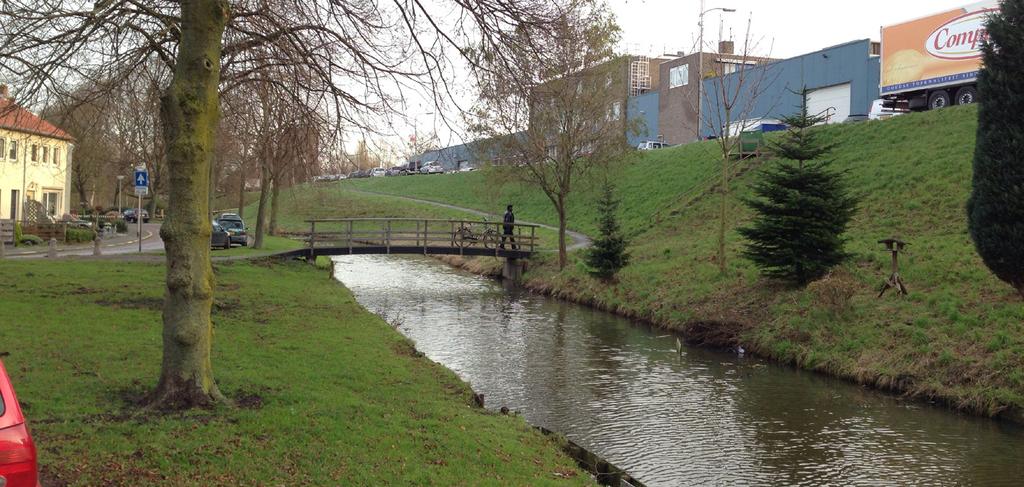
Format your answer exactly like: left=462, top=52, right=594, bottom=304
left=610, top=0, right=978, bottom=58
left=378, top=0, right=976, bottom=163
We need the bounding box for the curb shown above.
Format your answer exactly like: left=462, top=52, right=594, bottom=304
left=3, top=230, right=155, bottom=257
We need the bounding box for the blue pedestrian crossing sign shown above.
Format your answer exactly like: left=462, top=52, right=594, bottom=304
left=134, top=167, right=149, bottom=196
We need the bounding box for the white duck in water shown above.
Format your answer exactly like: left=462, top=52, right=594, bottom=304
left=736, top=345, right=746, bottom=356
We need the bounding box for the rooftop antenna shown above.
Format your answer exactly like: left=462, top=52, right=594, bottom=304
left=719, top=14, right=725, bottom=48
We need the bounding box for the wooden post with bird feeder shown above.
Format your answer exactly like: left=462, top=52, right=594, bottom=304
left=877, top=237, right=909, bottom=297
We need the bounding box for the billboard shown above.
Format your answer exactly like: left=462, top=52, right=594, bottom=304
left=881, top=1, right=998, bottom=95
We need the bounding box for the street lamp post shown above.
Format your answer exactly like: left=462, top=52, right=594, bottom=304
left=116, top=175, right=124, bottom=215
left=696, top=2, right=736, bottom=142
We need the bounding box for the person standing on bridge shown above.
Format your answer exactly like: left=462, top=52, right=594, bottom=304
left=501, top=204, right=517, bottom=250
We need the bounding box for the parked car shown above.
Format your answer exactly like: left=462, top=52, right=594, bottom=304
left=216, top=213, right=247, bottom=246
left=636, top=140, right=670, bottom=151
left=210, top=220, right=230, bottom=250
left=869, top=99, right=904, bottom=121
left=0, top=358, right=40, bottom=487
left=371, top=168, right=387, bottom=177
left=123, top=208, right=150, bottom=223
left=459, top=165, right=477, bottom=172
left=420, top=163, right=444, bottom=175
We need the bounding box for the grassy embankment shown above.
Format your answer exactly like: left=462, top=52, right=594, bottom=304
left=338, top=105, right=1024, bottom=419
left=236, top=184, right=561, bottom=251
left=0, top=259, right=589, bottom=485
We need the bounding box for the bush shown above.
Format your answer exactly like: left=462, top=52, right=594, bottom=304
left=66, top=228, right=97, bottom=244
left=19, top=234, right=43, bottom=246
left=807, top=270, right=858, bottom=313
left=14, top=222, right=23, bottom=246
left=114, top=219, right=128, bottom=233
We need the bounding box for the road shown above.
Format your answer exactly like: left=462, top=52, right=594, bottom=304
left=5, top=223, right=165, bottom=259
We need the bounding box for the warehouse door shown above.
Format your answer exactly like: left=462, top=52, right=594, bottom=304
left=808, top=83, right=851, bottom=124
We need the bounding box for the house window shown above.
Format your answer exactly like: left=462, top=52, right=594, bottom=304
left=43, top=192, right=60, bottom=217
left=0, top=139, right=5, bottom=161
left=669, top=64, right=689, bottom=88
left=54, top=148, right=60, bottom=166
left=43, top=146, right=49, bottom=164
left=31, top=144, right=37, bottom=163
left=8, top=141, right=16, bottom=160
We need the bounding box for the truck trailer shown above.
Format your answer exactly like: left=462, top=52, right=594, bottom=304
left=880, top=1, right=998, bottom=111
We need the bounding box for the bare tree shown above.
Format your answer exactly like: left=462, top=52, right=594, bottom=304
left=45, top=87, right=119, bottom=212
left=469, top=1, right=632, bottom=269
left=697, top=18, right=777, bottom=274
left=0, top=0, right=570, bottom=408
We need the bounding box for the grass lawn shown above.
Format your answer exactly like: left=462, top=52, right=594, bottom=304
left=215, top=235, right=305, bottom=256
left=332, top=105, right=1024, bottom=419
left=0, top=259, right=589, bottom=486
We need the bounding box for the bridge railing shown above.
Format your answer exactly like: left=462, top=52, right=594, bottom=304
left=303, top=218, right=538, bottom=256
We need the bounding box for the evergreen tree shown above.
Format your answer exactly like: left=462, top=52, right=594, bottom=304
left=739, top=90, right=858, bottom=285
left=967, top=1, right=1024, bottom=299
left=586, top=183, right=630, bottom=280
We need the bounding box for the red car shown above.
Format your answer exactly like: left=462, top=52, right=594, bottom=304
left=0, top=359, right=38, bottom=487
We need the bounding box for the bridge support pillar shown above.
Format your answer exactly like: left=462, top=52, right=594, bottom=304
left=502, top=258, right=525, bottom=282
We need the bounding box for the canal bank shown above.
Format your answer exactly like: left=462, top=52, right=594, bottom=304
left=331, top=255, right=1024, bottom=486
left=434, top=250, right=1024, bottom=425
left=0, top=258, right=592, bottom=485
left=333, top=106, right=1024, bottom=424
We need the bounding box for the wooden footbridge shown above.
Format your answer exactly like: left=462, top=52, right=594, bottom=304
left=281, top=218, right=539, bottom=279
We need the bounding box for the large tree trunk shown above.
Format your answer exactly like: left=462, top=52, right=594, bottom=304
left=147, top=0, right=229, bottom=410
left=556, top=194, right=567, bottom=270
left=252, top=161, right=271, bottom=249
left=269, top=173, right=280, bottom=236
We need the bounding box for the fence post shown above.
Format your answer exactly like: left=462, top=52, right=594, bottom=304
left=0, top=238, right=5, bottom=259
left=348, top=220, right=353, bottom=255
left=423, top=220, right=428, bottom=255
left=309, top=221, right=317, bottom=264
left=531, top=226, right=536, bottom=253
left=386, top=220, right=391, bottom=254
left=47, top=238, right=58, bottom=258
left=93, top=237, right=102, bottom=256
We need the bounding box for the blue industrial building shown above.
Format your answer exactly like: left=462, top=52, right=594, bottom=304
left=411, top=39, right=882, bottom=162
left=701, top=39, right=881, bottom=138
left=627, top=91, right=661, bottom=147
left=407, top=142, right=478, bottom=171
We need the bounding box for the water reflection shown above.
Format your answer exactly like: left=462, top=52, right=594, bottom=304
left=333, top=255, right=1024, bottom=486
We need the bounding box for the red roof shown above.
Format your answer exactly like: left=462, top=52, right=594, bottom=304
left=0, top=98, right=74, bottom=142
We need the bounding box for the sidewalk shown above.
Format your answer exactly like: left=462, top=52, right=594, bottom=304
left=2, top=227, right=155, bottom=257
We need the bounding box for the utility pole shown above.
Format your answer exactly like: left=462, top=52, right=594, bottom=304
left=696, top=3, right=736, bottom=142
left=116, top=175, right=124, bottom=215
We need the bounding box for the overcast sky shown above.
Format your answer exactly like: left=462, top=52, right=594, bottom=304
left=611, top=0, right=976, bottom=58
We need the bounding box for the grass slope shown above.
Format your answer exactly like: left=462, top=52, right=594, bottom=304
left=339, top=106, right=1024, bottom=418
left=0, top=259, right=588, bottom=486
left=240, top=184, right=561, bottom=250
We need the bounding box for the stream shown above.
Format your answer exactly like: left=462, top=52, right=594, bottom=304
left=332, top=255, right=1023, bottom=486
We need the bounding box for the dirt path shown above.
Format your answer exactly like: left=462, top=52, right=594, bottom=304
left=346, top=188, right=593, bottom=251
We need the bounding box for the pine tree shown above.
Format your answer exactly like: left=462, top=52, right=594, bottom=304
left=967, top=1, right=1024, bottom=299
left=586, top=183, right=630, bottom=280
left=738, top=90, right=858, bottom=285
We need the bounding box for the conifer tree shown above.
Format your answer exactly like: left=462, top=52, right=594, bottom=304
left=586, top=183, right=630, bottom=280
left=739, top=90, right=858, bottom=285
left=967, top=1, right=1024, bottom=299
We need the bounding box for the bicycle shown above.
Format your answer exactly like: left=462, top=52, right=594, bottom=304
left=453, top=221, right=499, bottom=249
